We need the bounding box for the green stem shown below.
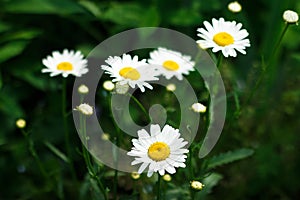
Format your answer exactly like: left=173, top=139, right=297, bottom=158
left=81, top=115, right=108, bottom=200
left=128, top=94, right=150, bottom=122
left=156, top=175, right=161, bottom=200
left=107, top=93, right=121, bottom=200
left=189, top=148, right=194, bottom=179
left=22, top=130, right=48, bottom=180
left=188, top=148, right=195, bottom=200
left=113, top=135, right=119, bottom=200
left=61, top=79, right=76, bottom=180
left=216, top=53, right=223, bottom=69
left=245, top=23, right=290, bottom=105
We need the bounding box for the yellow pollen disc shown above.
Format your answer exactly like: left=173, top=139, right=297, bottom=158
left=119, top=67, right=140, bottom=80
left=57, top=62, right=73, bottom=71
left=213, top=32, right=234, bottom=46
left=148, top=142, right=170, bottom=161
left=163, top=60, right=179, bottom=71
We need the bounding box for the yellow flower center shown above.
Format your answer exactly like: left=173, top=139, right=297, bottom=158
left=57, top=62, right=73, bottom=71
left=213, top=32, right=234, bottom=46
left=119, top=67, right=140, bottom=80
left=148, top=142, right=170, bottom=161
left=163, top=60, right=179, bottom=71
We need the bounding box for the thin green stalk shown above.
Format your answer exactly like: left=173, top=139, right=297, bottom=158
left=188, top=148, right=195, bottom=200
left=61, top=79, right=77, bottom=180
left=156, top=175, right=161, bottom=200
left=245, top=23, right=290, bottom=105
left=22, top=130, right=48, bottom=180
left=189, top=148, right=194, bottom=179
left=113, top=134, right=119, bottom=200
left=216, top=53, right=223, bottom=69
left=128, top=94, right=150, bottom=122
left=80, top=115, right=108, bottom=200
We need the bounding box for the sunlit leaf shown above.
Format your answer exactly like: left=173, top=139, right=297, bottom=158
left=0, top=41, right=29, bottom=63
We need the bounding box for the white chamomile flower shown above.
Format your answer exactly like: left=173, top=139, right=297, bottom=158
left=283, top=10, right=299, bottom=24
left=197, top=18, right=250, bottom=57
left=191, top=103, right=207, bottom=113
left=148, top=48, right=195, bottom=80
left=42, top=49, right=88, bottom=77
left=74, top=103, right=93, bottom=116
left=127, top=124, right=189, bottom=177
left=101, top=54, right=159, bottom=92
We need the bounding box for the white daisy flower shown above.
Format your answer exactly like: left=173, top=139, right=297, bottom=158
left=127, top=124, right=189, bottom=177
left=283, top=10, right=299, bottom=24
left=191, top=103, right=207, bottom=113
left=148, top=48, right=195, bottom=80
left=101, top=54, right=159, bottom=92
left=74, top=103, right=93, bottom=116
left=42, top=49, right=88, bottom=77
left=197, top=18, right=250, bottom=57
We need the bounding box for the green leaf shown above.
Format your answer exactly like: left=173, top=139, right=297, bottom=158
left=0, top=23, right=10, bottom=33
left=195, top=173, right=223, bottom=198
left=139, top=7, right=160, bottom=27
left=4, top=0, right=86, bottom=15
left=0, top=90, right=24, bottom=118
left=12, top=69, right=46, bottom=91
left=206, top=148, right=254, bottom=169
left=169, top=9, right=202, bottom=26
left=103, top=3, right=142, bottom=26
left=44, top=141, right=70, bottom=163
left=78, top=0, right=102, bottom=18
left=0, top=41, right=29, bottom=63
left=0, top=29, right=41, bottom=43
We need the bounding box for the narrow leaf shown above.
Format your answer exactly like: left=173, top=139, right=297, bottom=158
left=206, top=148, right=254, bottom=169
left=44, top=141, right=70, bottom=163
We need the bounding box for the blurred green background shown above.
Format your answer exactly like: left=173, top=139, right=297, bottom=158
left=0, top=0, right=299, bottom=199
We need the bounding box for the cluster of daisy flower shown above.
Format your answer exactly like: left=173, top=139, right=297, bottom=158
left=40, top=17, right=254, bottom=178
left=101, top=48, right=195, bottom=92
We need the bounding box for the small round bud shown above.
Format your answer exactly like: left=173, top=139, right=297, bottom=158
left=78, top=84, right=89, bottom=94
left=16, top=119, right=26, bottom=129
left=190, top=180, right=204, bottom=190
left=103, top=80, right=115, bottom=91
left=131, top=172, right=140, bottom=180
left=162, top=174, right=172, bottom=182
left=228, top=1, right=242, bottom=13
left=166, top=84, right=176, bottom=92
left=101, top=133, right=110, bottom=141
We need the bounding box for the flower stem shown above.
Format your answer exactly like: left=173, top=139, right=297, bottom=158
left=80, top=115, right=108, bottom=200
left=156, top=174, right=161, bottom=200
left=61, top=79, right=76, bottom=180
left=113, top=134, right=119, bottom=200
left=128, top=94, right=150, bottom=122
left=245, top=23, right=290, bottom=105
left=216, top=53, right=223, bottom=69
left=22, top=130, right=48, bottom=180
